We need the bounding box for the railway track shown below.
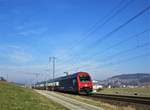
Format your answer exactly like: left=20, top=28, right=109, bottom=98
left=36, top=90, right=103, bottom=110
left=89, top=93, right=150, bottom=105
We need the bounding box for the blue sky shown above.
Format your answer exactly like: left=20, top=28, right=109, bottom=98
left=0, top=0, right=150, bottom=83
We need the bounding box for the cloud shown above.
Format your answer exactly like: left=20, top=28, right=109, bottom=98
left=17, top=27, right=48, bottom=36
left=0, top=44, right=33, bottom=64
left=8, top=50, right=32, bottom=63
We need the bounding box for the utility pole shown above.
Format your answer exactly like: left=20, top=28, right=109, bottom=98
left=45, top=74, right=48, bottom=91
left=6, top=74, right=8, bottom=81
left=35, top=73, right=39, bottom=84
left=49, top=57, right=56, bottom=80
left=52, top=57, right=56, bottom=80
left=49, top=57, right=56, bottom=90
left=34, top=73, right=39, bottom=89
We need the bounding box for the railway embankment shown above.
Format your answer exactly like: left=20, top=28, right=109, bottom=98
left=0, top=81, right=68, bottom=110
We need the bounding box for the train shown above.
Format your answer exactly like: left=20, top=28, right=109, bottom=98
left=34, top=72, right=93, bottom=94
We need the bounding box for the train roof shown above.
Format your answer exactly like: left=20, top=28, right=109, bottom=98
left=47, top=72, right=90, bottom=82
left=47, top=72, right=78, bottom=83
left=36, top=72, right=90, bottom=84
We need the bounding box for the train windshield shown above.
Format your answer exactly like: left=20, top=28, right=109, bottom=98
left=79, top=75, right=90, bottom=82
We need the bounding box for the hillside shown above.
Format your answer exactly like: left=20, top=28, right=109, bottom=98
left=0, top=81, right=68, bottom=110
left=99, top=73, right=150, bottom=87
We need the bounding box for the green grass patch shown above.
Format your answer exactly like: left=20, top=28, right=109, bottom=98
left=0, top=81, right=68, bottom=110
left=98, top=87, right=150, bottom=97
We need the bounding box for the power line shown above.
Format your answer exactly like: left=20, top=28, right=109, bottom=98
left=57, top=29, right=150, bottom=72
left=100, top=52, right=150, bottom=69
left=84, top=29, right=150, bottom=61
left=69, top=0, right=130, bottom=50
left=67, top=6, right=150, bottom=70
left=58, top=0, right=132, bottom=60
left=66, top=30, right=150, bottom=71
left=86, top=6, right=150, bottom=49
left=98, top=42, right=150, bottom=62
left=76, top=42, right=150, bottom=70
left=58, top=6, right=150, bottom=68
left=56, top=5, right=150, bottom=76
left=81, top=52, right=150, bottom=72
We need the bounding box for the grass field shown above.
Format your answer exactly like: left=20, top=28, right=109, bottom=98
left=98, top=87, right=150, bottom=97
left=0, top=81, right=68, bottom=110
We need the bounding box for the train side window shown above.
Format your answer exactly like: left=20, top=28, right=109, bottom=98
left=56, top=82, right=59, bottom=86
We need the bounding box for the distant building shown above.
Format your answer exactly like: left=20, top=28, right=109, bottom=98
left=108, top=85, right=111, bottom=88
left=127, top=85, right=138, bottom=88
left=122, top=85, right=126, bottom=88
left=93, top=80, right=103, bottom=92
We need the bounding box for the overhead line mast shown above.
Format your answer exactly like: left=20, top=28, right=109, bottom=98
left=49, top=57, right=56, bottom=90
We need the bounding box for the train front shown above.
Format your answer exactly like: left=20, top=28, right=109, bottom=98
left=77, top=72, right=93, bottom=94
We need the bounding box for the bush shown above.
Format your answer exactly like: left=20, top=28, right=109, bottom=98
left=96, top=88, right=103, bottom=92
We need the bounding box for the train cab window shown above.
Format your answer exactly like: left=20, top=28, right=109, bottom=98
left=79, top=75, right=90, bottom=82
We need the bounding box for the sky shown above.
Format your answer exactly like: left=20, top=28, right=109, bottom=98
left=0, top=0, right=150, bottom=84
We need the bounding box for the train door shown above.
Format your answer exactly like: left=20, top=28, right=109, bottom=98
left=73, top=78, right=78, bottom=93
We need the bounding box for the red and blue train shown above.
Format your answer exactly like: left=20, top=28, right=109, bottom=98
left=34, top=72, right=93, bottom=94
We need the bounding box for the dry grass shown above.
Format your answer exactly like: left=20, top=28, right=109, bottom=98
left=123, top=106, right=136, bottom=110
left=98, top=87, right=150, bottom=97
